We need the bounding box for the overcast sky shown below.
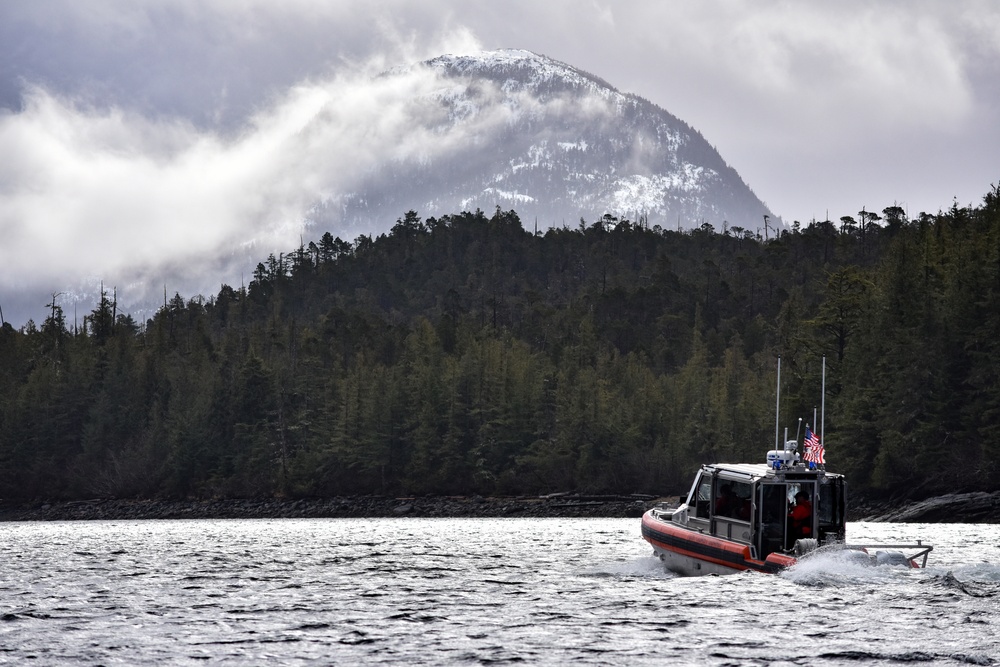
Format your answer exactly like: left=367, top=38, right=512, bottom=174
left=2, top=1, right=999, bottom=324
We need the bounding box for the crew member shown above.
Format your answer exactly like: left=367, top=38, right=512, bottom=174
left=715, top=484, right=737, bottom=517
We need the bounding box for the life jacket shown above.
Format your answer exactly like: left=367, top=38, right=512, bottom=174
left=790, top=500, right=812, bottom=535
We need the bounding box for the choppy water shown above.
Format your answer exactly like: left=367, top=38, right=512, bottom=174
left=1, top=518, right=998, bottom=666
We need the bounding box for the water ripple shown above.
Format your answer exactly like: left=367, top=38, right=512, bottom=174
left=0, top=519, right=998, bottom=665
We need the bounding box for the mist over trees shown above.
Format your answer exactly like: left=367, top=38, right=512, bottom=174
left=2, top=186, right=999, bottom=503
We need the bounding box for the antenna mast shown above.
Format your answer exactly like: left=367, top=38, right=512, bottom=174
left=821, top=356, right=826, bottom=448
left=774, top=356, right=781, bottom=450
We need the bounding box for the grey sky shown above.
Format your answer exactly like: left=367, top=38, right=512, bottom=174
left=2, top=1, right=999, bottom=324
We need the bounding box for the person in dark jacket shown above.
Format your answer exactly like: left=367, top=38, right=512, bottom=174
left=715, top=484, right=737, bottom=517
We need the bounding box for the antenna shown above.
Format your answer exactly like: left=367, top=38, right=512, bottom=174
left=774, top=356, right=781, bottom=450
left=821, top=356, right=826, bottom=449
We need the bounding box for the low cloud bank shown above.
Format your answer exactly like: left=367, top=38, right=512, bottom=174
left=0, top=45, right=528, bottom=325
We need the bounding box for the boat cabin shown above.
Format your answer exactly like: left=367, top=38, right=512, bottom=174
left=682, top=458, right=846, bottom=559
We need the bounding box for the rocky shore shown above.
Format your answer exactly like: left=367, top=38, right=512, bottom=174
left=0, top=494, right=659, bottom=522
left=853, top=490, right=1000, bottom=523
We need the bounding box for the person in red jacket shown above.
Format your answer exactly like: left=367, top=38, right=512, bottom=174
left=789, top=490, right=813, bottom=542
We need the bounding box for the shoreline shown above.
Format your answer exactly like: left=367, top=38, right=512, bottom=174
left=0, top=494, right=657, bottom=522
left=3, top=490, right=997, bottom=523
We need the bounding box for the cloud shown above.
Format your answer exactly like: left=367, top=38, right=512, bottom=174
left=5, top=38, right=619, bottom=326
left=0, top=1, right=499, bottom=325
left=0, top=1, right=484, bottom=128
left=536, top=1, right=999, bottom=221
left=0, top=50, right=510, bottom=310
left=533, top=3, right=979, bottom=139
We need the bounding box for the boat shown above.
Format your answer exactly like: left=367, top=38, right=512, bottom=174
left=641, top=359, right=933, bottom=576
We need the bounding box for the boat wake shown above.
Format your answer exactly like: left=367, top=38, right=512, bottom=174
left=781, top=549, right=912, bottom=586
left=918, top=567, right=1000, bottom=599
left=940, top=563, right=1000, bottom=583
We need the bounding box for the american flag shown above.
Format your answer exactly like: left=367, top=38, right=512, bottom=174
left=803, top=426, right=825, bottom=464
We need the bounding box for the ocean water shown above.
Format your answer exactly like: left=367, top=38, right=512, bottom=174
left=1, top=518, right=998, bottom=665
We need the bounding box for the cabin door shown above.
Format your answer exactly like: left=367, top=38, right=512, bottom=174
left=756, top=482, right=817, bottom=558
left=756, top=483, right=788, bottom=559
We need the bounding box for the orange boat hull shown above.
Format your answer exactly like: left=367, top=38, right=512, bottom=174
left=641, top=510, right=796, bottom=575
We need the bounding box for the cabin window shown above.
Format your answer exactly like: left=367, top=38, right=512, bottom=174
left=693, top=477, right=713, bottom=519
left=818, top=478, right=846, bottom=541
left=760, top=485, right=786, bottom=527
left=818, top=482, right=840, bottom=524
left=714, top=480, right=752, bottom=521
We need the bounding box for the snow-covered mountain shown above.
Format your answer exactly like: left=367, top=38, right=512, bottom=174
left=311, top=49, right=773, bottom=233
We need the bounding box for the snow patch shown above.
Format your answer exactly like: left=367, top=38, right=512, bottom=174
left=481, top=187, right=535, bottom=204
left=604, top=168, right=715, bottom=214
left=510, top=141, right=552, bottom=173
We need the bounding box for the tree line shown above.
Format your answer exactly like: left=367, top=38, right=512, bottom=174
left=1, top=188, right=999, bottom=502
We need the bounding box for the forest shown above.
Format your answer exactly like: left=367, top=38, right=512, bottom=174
left=1, top=184, right=999, bottom=504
